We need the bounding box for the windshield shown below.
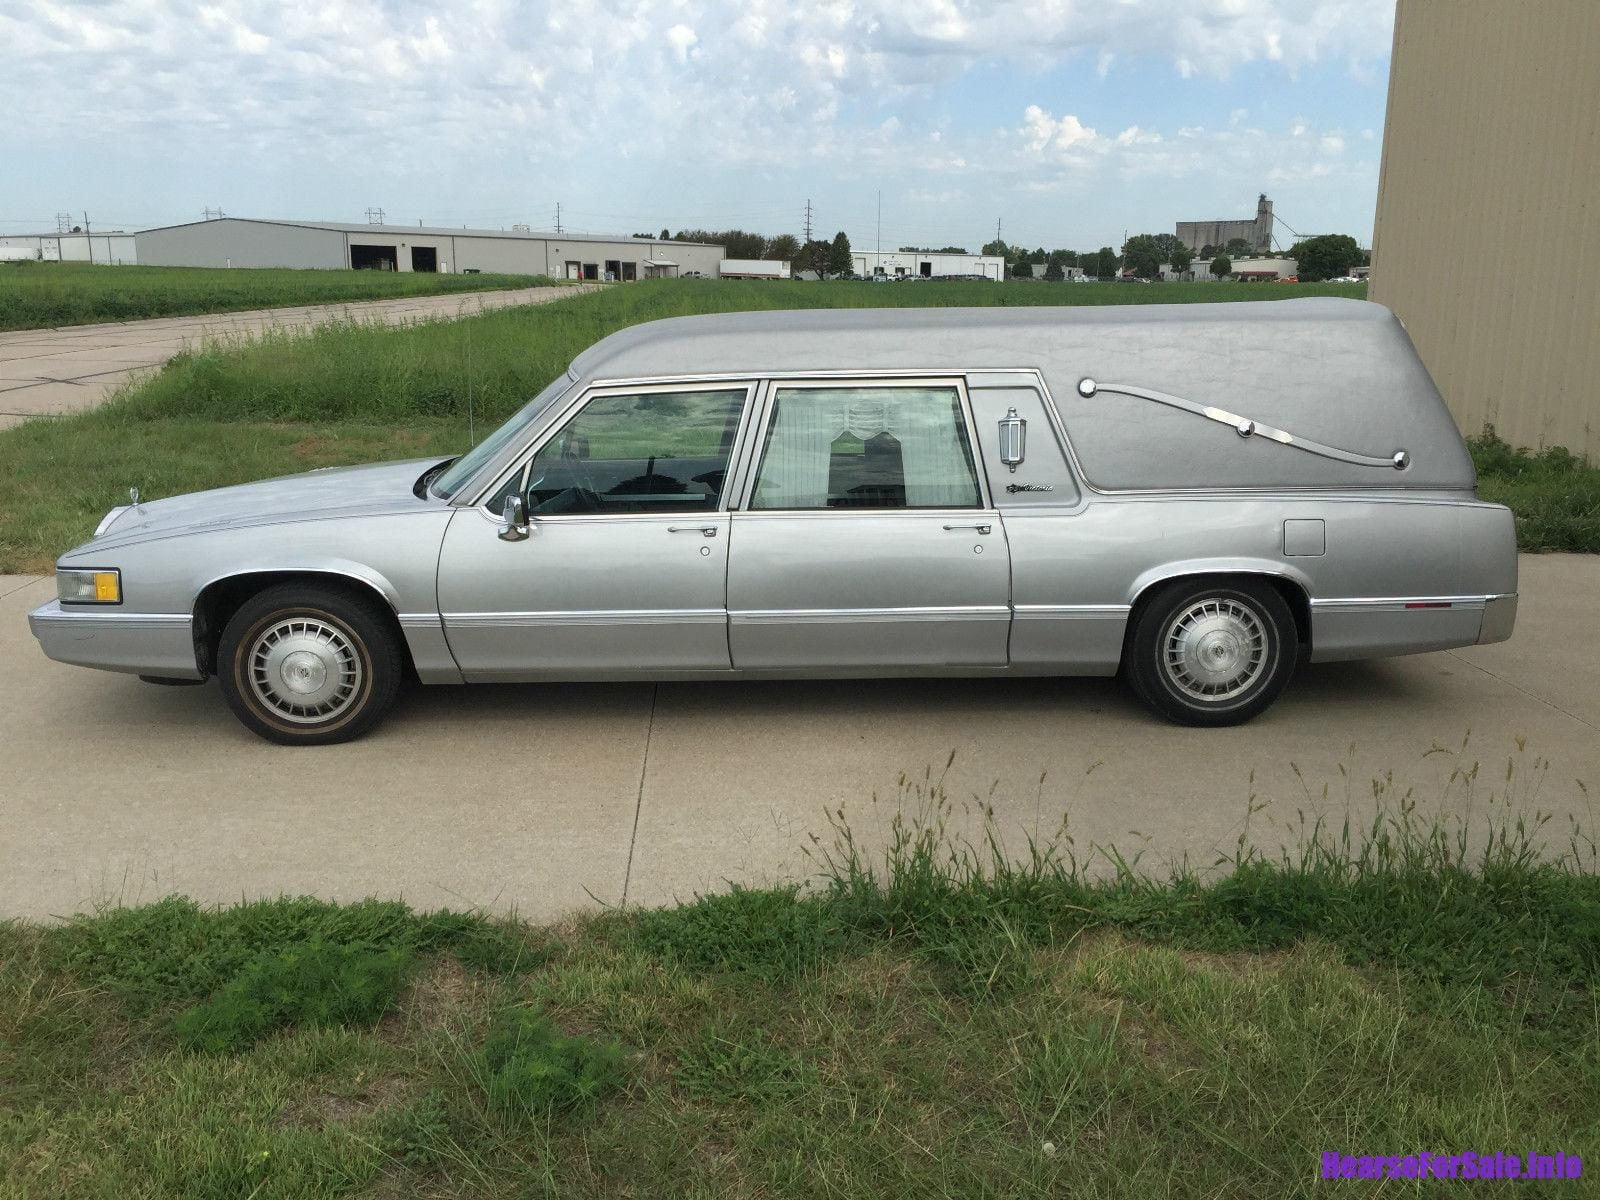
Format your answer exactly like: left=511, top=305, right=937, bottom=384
left=430, top=375, right=576, bottom=500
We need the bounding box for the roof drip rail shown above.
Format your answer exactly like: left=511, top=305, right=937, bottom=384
left=1075, top=378, right=1409, bottom=470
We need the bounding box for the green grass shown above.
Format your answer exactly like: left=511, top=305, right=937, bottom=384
left=0, top=260, right=561, bottom=331
left=1469, top=427, right=1600, bottom=554
left=2, top=782, right=1596, bottom=1197
left=0, top=278, right=1371, bottom=572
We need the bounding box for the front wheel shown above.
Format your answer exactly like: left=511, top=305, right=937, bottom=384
left=218, top=584, right=403, bottom=745
left=1124, top=579, right=1297, bottom=726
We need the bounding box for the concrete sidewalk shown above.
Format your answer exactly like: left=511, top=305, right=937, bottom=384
left=0, top=285, right=593, bottom=429
left=1, top=556, right=1594, bottom=923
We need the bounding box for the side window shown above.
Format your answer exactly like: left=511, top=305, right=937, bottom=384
left=524, top=388, right=746, bottom=515
left=750, top=385, right=982, bottom=510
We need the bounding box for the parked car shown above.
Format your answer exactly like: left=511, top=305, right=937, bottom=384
left=30, top=300, right=1516, bottom=744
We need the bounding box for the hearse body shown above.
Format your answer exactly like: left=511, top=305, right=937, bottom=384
left=30, top=298, right=1517, bottom=742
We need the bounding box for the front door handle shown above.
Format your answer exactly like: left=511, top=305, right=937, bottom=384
left=942, top=523, right=992, bottom=534
left=668, top=525, right=718, bottom=537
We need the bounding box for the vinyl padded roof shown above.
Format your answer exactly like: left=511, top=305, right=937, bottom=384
left=569, top=298, right=1475, bottom=491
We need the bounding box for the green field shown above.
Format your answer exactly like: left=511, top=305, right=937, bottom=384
left=0, top=261, right=559, bottom=331
left=1, top=276, right=1594, bottom=573
left=3, top=792, right=1596, bottom=1198
left=0, top=278, right=1368, bottom=572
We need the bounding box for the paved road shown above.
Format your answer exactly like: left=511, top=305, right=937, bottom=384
left=2, top=556, right=1594, bottom=923
left=0, top=285, right=593, bottom=429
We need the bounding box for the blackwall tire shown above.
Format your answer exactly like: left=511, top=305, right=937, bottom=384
left=1124, top=579, right=1297, bottom=727
left=217, top=583, right=403, bottom=745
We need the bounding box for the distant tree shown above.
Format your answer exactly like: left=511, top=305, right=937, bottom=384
left=765, top=233, right=800, bottom=261
left=796, top=238, right=833, bottom=277
left=1224, top=237, right=1253, bottom=256
left=1092, top=246, right=1120, bottom=278
left=1043, top=257, right=1064, bottom=281
left=899, top=245, right=969, bottom=254
left=660, top=227, right=671, bottom=240
left=982, top=238, right=1010, bottom=258
left=1056, top=249, right=1079, bottom=267
left=1170, top=244, right=1194, bottom=273
left=1120, top=234, right=1164, bottom=278
left=1012, top=257, right=1034, bottom=278
left=1211, top=254, right=1232, bottom=278
left=1150, top=234, right=1185, bottom=263
left=1288, top=233, right=1362, bottom=281
left=828, top=231, right=853, bottom=277
left=1199, top=244, right=1217, bottom=258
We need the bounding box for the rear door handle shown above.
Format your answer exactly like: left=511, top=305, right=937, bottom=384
left=668, top=525, right=718, bottom=537
left=942, top=523, right=992, bottom=534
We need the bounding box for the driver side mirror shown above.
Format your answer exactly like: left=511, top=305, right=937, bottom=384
left=497, top=492, right=529, bottom=542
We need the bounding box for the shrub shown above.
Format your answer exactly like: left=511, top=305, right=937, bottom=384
left=479, top=1008, right=626, bottom=1118
left=171, top=938, right=412, bottom=1053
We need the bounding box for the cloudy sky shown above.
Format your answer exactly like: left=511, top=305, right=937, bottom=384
left=0, top=0, right=1395, bottom=251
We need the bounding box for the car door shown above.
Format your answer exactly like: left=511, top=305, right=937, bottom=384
left=727, top=378, right=1012, bottom=670
left=437, top=382, right=755, bottom=680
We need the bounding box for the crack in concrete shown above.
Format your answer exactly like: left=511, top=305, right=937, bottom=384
left=1445, top=649, right=1598, bottom=732
left=619, top=683, right=659, bottom=908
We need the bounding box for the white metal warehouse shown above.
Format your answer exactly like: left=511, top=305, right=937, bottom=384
left=133, top=218, right=725, bottom=281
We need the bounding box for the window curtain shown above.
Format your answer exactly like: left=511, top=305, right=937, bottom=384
left=755, top=388, right=975, bottom=508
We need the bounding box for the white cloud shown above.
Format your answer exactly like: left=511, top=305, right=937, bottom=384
left=665, top=23, right=698, bottom=63
left=1023, top=106, right=1099, bottom=152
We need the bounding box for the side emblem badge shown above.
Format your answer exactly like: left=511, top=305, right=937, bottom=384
left=1006, top=483, right=1054, bottom=494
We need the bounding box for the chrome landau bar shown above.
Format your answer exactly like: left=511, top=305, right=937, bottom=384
left=1077, top=378, right=1410, bottom=470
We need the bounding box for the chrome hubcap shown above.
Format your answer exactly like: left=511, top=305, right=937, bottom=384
left=1162, top=598, right=1268, bottom=702
left=247, top=618, right=362, bottom=724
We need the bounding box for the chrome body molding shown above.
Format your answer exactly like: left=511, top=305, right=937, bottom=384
left=1309, top=595, right=1491, bottom=614
left=1013, top=604, right=1133, bottom=619
left=445, top=608, right=726, bottom=627
left=730, top=606, right=1010, bottom=625
left=1077, top=379, right=1410, bottom=471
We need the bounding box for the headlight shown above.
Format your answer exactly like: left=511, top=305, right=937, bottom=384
left=57, top=568, right=122, bottom=605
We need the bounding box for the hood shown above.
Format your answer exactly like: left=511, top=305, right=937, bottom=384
left=85, top=458, right=449, bottom=548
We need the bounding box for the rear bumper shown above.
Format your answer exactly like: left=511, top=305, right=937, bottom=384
left=1477, top=592, right=1518, bottom=645
left=28, top=600, right=203, bottom=679
left=1309, top=593, right=1515, bottom=663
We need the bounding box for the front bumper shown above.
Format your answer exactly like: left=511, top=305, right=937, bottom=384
left=28, top=600, right=203, bottom=679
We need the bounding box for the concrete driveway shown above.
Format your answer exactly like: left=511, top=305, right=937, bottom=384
left=2, top=556, right=1595, bottom=923
left=0, top=285, right=592, bottom=429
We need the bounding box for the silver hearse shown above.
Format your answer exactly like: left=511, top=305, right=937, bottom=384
left=30, top=299, right=1517, bottom=744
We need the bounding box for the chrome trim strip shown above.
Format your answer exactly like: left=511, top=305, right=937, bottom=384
left=1310, top=595, right=1492, bottom=614
left=1078, top=379, right=1409, bottom=471
left=1013, top=604, right=1131, bottom=619
left=34, top=609, right=190, bottom=627
left=731, top=606, right=1010, bottom=625
left=397, top=612, right=443, bottom=629
left=444, top=609, right=726, bottom=627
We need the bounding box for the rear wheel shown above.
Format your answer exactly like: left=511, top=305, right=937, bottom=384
left=1124, top=579, right=1297, bottom=726
left=218, top=584, right=402, bottom=745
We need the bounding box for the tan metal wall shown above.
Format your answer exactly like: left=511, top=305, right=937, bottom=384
left=1370, top=0, right=1600, bottom=458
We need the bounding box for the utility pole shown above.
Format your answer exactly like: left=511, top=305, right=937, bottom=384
left=996, top=217, right=1002, bottom=245
left=876, top=190, right=881, bottom=270
left=554, top=202, right=563, bottom=234
left=55, top=212, right=72, bottom=233
left=802, top=199, right=813, bottom=242
left=365, top=207, right=385, bottom=225
left=202, top=206, right=225, bottom=221
left=83, top=212, right=93, bottom=264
